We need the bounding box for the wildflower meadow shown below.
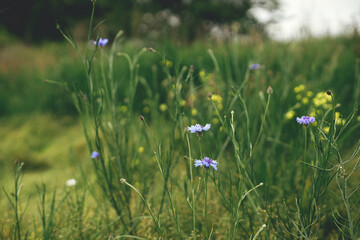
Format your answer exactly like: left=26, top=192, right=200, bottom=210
left=1, top=3, right=360, bottom=240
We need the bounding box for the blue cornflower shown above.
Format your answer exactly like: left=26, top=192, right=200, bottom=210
left=187, top=123, right=211, bottom=134
left=194, top=157, right=218, bottom=171
left=250, top=63, right=261, bottom=70
left=91, top=151, right=99, bottom=159
left=296, top=116, right=315, bottom=126
left=94, top=38, right=108, bottom=47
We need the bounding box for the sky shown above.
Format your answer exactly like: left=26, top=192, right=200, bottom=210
left=252, top=0, right=360, bottom=40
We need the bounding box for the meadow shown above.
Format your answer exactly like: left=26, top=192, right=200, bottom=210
left=1, top=18, right=360, bottom=239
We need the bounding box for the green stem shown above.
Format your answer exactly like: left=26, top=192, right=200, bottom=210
left=186, top=133, right=196, bottom=240
left=203, top=171, right=208, bottom=238
left=251, top=93, right=271, bottom=158
left=121, top=179, right=164, bottom=239
left=304, top=127, right=308, bottom=164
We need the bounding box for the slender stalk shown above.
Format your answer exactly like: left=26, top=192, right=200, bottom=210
left=304, top=127, right=308, bottom=164
left=186, top=133, right=196, bottom=240
left=253, top=224, right=267, bottom=240
left=251, top=92, right=271, bottom=157
left=203, top=171, right=208, bottom=238
left=120, top=179, right=164, bottom=239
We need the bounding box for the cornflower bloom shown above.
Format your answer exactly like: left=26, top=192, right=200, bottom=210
left=91, top=151, right=99, bottom=159
left=194, top=157, right=218, bottom=171
left=250, top=63, right=261, bottom=70
left=94, top=38, right=108, bottom=47
left=296, top=116, right=315, bottom=126
left=187, top=123, right=211, bottom=136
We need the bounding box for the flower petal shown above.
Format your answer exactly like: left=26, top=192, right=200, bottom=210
left=202, top=124, right=211, bottom=131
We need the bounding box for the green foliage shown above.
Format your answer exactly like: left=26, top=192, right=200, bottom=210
left=1, top=11, right=360, bottom=239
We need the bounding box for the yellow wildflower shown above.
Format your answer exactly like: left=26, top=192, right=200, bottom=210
left=323, top=126, right=330, bottom=134
left=285, top=110, right=295, bottom=120
left=302, top=97, right=309, bottom=105
left=212, top=118, right=219, bottom=124
left=199, top=70, right=206, bottom=80
left=161, top=59, right=173, bottom=68
left=120, top=105, right=128, bottom=113
left=357, top=116, right=360, bottom=122
left=180, top=99, right=186, bottom=107
left=296, top=94, right=302, bottom=100
left=307, top=91, right=313, bottom=97
left=211, top=94, right=223, bottom=104
left=159, top=103, right=168, bottom=112
left=294, top=84, right=305, bottom=93
left=191, top=109, right=197, bottom=116
left=138, top=146, right=144, bottom=154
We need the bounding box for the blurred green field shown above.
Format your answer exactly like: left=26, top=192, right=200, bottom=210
left=1, top=30, right=360, bottom=239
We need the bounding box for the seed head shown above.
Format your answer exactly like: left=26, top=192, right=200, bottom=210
left=326, top=90, right=332, bottom=96
left=139, top=115, right=145, bottom=121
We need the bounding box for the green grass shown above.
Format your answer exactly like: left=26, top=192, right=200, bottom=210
left=1, top=27, right=360, bottom=239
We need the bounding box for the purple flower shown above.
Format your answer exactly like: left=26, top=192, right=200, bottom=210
left=194, top=157, right=218, bottom=171
left=94, top=38, right=108, bottom=47
left=187, top=123, right=211, bottom=133
left=296, top=116, right=316, bottom=126
left=250, top=63, right=261, bottom=70
left=91, top=151, right=99, bottom=159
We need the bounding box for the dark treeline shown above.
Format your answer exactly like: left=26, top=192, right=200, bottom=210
left=0, top=0, right=278, bottom=42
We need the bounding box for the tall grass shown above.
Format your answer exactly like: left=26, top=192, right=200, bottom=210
left=1, top=3, right=360, bottom=239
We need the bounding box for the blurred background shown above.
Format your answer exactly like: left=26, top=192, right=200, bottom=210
left=1, top=0, right=359, bottom=43
left=0, top=0, right=278, bottom=43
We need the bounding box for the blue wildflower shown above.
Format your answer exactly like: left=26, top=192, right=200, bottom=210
left=194, top=157, right=218, bottom=171
left=296, top=116, right=315, bottom=126
left=94, top=38, right=108, bottom=47
left=91, top=151, right=99, bottom=158
left=250, top=63, right=261, bottom=70
left=187, top=123, right=211, bottom=134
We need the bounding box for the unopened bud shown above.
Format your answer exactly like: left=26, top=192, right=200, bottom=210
left=267, top=86, right=273, bottom=95
left=208, top=92, right=212, bottom=100
left=120, top=178, right=126, bottom=183
left=139, top=115, right=145, bottom=121
left=326, top=90, right=332, bottom=96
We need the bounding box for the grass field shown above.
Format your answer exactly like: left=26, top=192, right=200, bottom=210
left=1, top=25, right=360, bottom=239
